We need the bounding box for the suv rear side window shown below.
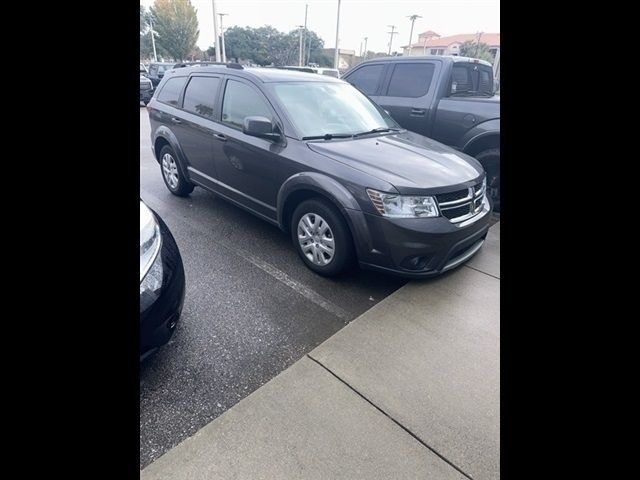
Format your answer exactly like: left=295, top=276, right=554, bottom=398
left=221, top=80, right=272, bottom=129
left=347, top=64, right=384, bottom=95
left=183, top=76, right=220, bottom=119
left=157, top=77, right=187, bottom=107
left=386, top=63, right=435, bottom=97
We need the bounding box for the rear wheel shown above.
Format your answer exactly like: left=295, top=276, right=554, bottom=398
left=476, top=148, right=500, bottom=211
left=291, top=198, right=355, bottom=277
left=159, top=145, right=194, bottom=197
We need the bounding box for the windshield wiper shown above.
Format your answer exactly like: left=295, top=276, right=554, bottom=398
left=302, top=133, right=353, bottom=140
left=352, top=127, right=402, bottom=138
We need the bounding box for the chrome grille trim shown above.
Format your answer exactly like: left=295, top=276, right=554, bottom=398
left=438, top=180, right=485, bottom=223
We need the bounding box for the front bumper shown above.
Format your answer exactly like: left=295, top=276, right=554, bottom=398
left=353, top=195, right=492, bottom=278
left=140, top=212, right=185, bottom=360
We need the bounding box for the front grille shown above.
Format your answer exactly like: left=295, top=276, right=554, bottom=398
left=140, top=83, right=152, bottom=91
left=441, top=204, right=470, bottom=220
left=437, top=180, right=485, bottom=223
left=436, top=189, right=468, bottom=204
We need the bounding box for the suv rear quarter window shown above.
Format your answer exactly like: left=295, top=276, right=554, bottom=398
left=346, top=64, right=384, bottom=95
left=183, top=76, right=220, bottom=119
left=157, top=77, right=187, bottom=107
left=386, top=63, right=435, bottom=98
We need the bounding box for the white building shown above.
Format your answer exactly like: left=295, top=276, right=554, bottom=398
left=402, top=31, right=500, bottom=60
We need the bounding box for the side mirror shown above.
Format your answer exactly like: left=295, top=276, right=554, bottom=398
left=243, top=116, right=281, bottom=141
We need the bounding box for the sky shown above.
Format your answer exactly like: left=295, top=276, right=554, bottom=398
left=141, top=0, right=499, bottom=54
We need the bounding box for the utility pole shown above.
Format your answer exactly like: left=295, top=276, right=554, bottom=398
left=211, top=0, right=221, bottom=62
left=333, top=0, right=341, bottom=69
left=475, top=31, right=483, bottom=57
left=219, top=13, right=228, bottom=63
left=302, top=4, right=308, bottom=66
left=149, top=15, right=157, bottom=62
left=359, top=42, right=362, bottom=58
left=387, top=25, right=398, bottom=55
left=407, top=15, right=422, bottom=56
left=362, top=37, right=368, bottom=60
left=297, top=25, right=305, bottom=66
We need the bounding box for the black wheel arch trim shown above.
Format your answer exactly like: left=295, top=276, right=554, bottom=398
left=459, top=119, right=500, bottom=154
left=153, top=126, right=191, bottom=180
left=277, top=172, right=374, bottom=260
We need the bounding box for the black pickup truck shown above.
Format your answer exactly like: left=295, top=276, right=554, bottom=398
left=343, top=56, right=500, bottom=210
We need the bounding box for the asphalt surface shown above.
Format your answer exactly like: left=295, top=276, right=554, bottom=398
left=139, top=107, right=407, bottom=468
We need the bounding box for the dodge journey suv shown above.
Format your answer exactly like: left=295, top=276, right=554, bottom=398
left=147, top=64, right=492, bottom=278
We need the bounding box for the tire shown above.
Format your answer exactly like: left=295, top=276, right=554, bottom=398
left=291, top=198, right=355, bottom=277
left=159, top=145, right=195, bottom=197
left=475, top=148, right=500, bottom=212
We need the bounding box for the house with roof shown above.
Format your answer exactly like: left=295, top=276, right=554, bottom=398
left=402, top=30, right=500, bottom=60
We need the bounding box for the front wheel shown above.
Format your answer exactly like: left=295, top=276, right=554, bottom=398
left=476, top=148, right=500, bottom=212
left=291, top=198, right=355, bottom=277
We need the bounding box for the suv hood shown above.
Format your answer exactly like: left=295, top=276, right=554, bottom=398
left=307, top=131, right=483, bottom=193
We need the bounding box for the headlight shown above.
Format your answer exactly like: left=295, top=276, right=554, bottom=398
left=366, top=189, right=439, bottom=218
left=140, top=202, right=163, bottom=311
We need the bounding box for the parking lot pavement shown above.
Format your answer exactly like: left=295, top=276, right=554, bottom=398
left=139, top=108, right=406, bottom=467
left=141, top=222, right=500, bottom=480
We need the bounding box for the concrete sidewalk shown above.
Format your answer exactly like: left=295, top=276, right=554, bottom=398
left=141, top=223, right=500, bottom=480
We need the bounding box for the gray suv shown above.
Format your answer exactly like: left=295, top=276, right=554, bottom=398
left=147, top=64, right=492, bottom=278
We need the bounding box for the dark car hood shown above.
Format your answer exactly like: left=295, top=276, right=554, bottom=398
left=307, top=130, right=483, bottom=193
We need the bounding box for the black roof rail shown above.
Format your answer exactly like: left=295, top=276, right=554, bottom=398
left=226, top=63, right=244, bottom=69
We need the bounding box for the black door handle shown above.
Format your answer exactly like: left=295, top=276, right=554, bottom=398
left=410, top=108, right=426, bottom=116
left=171, top=117, right=182, bottom=124
left=213, top=133, right=227, bottom=142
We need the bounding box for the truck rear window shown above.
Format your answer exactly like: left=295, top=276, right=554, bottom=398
left=451, top=64, right=494, bottom=95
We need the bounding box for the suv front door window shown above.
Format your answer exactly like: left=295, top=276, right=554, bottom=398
left=212, top=78, right=282, bottom=218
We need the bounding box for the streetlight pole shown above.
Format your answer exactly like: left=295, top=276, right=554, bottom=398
left=302, top=4, right=308, bottom=66
left=407, top=14, right=422, bottom=57
left=363, top=37, right=368, bottom=60
left=333, top=0, right=341, bottom=69
left=149, top=15, right=157, bottom=62
left=297, top=25, right=305, bottom=66
left=387, top=25, right=398, bottom=56
left=211, top=0, right=221, bottom=62
left=219, top=13, right=228, bottom=63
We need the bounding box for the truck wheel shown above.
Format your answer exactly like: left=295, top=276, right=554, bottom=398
left=159, top=145, right=195, bottom=197
left=476, top=148, right=500, bottom=211
left=291, top=198, right=355, bottom=277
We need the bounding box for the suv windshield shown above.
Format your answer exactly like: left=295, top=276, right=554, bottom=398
left=450, top=63, right=494, bottom=96
left=271, top=82, right=399, bottom=138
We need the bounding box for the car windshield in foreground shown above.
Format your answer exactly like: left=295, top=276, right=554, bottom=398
left=271, top=82, right=400, bottom=139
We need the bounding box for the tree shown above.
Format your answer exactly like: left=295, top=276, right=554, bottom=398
left=224, top=25, right=328, bottom=66
left=459, top=40, right=494, bottom=64
left=150, top=0, right=199, bottom=62
left=140, top=6, right=156, bottom=60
